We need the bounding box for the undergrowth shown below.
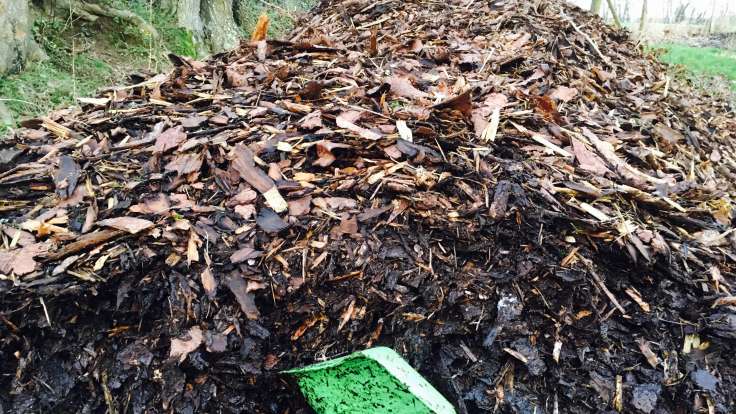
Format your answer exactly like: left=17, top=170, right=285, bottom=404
left=0, top=0, right=313, bottom=135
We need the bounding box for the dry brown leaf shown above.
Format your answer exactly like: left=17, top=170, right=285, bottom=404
left=170, top=326, right=204, bottom=362
left=187, top=230, right=200, bottom=265
left=336, top=111, right=382, bottom=141
left=572, top=138, right=612, bottom=176
left=153, top=126, right=187, bottom=153
left=314, top=140, right=351, bottom=167
left=230, top=246, right=263, bottom=264
left=0, top=243, right=47, bottom=275
left=636, top=338, right=659, bottom=368
left=225, top=274, right=260, bottom=320
left=550, top=86, right=579, bottom=102
left=299, top=81, right=323, bottom=101
left=97, top=217, right=154, bottom=234
left=291, top=314, right=326, bottom=341
left=313, top=197, right=357, bottom=211
left=164, top=152, right=203, bottom=176
left=288, top=196, right=312, bottom=216
left=337, top=298, right=356, bottom=332
left=299, top=110, right=323, bottom=130
left=130, top=193, right=171, bottom=215
left=234, top=204, right=256, bottom=219
left=386, top=76, right=428, bottom=99
left=433, top=90, right=472, bottom=118
left=201, top=267, right=217, bottom=299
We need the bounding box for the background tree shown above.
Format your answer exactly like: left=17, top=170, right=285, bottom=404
left=639, top=0, right=648, bottom=33
left=606, top=0, right=623, bottom=27
left=590, top=0, right=603, bottom=15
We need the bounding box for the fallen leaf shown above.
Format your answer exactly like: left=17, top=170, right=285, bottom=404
left=314, top=140, right=351, bottom=167
left=130, top=193, right=171, bottom=214
left=230, top=246, right=263, bottom=264
left=550, top=86, right=579, bottom=102
left=336, top=111, right=382, bottom=141
left=82, top=202, right=98, bottom=233
left=313, top=197, right=357, bottom=211
left=288, top=196, right=312, bottom=216
left=225, top=274, right=260, bottom=320
left=386, top=76, right=429, bottom=99
left=201, top=267, right=217, bottom=299
left=433, top=90, right=472, bottom=118
left=256, top=209, right=289, bottom=233
left=531, top=95, right=564, bottom=124
left=54, top=156, right=81, bottom=198
left=0, top=243, right=47, bottom=275
left=572, top=138, right=612, bottom=176
left=337, top=298, right=356, bottom=332
left=299, top=110, right=323, bottom=130
left=636, top=338, right=660, bottom=368
left=180, top=115, right=207, bottom=128
left=170, top=326, right=204, bottom=362
left=97, top=217, right=155, bottom=234
left=153, top=126, right=187, bottom=153
left=234, top=204, right=256, bottom=219
left=187, top=230, right=200, bottom=265
left=164, top=152, right=203, bottom=176
left=331, top=216, right=359, bottom=239
left=299, top=81, right=323, bottom=100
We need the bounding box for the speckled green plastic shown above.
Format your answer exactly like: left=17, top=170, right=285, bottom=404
left=285, top=347, right=456, bottom=414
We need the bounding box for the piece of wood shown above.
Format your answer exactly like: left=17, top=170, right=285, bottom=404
left=41, top=229, right=125, bottom=262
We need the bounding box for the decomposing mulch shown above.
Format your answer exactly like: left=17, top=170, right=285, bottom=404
left=2, top=0, right=736, bottom=413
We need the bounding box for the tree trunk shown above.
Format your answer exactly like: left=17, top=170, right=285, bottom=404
left=169, top=0, right=209, bottom=56
left=606, top=0, right=622, bottom=28
left=201, top=0, right=241, bottom=52
left=0, top=0, right=45, bottom=75
left=639, top=0, right=648, bottom=33
left=590, top=0, right=602, bottom=15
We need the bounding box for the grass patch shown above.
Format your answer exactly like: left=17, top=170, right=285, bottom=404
left=1, top=18, right=116, bottom=133
left=656, top=43, right=736, bottom=89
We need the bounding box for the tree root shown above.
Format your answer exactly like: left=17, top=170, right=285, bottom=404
left=45, top=0, right=159, bottom=39
left=77, top=2, right=159, bottom=39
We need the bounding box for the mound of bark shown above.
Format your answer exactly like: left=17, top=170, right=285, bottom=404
left=2, top=0, right=736, bottom=413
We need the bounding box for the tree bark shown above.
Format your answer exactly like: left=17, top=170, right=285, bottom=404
left=606, top=0, right=622, bottom=28
left=590, top=0, right=602, bottom=15
left=201, top=0, right=241, bottom=52
left=0, top=0, right=45, bottom=75
left=639, top=0, right=648, bottom=33
left=168, top=0, right=209, bottom=56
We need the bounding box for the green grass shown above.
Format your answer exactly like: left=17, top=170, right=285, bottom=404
left=656, top=43, right=736, bottom=89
